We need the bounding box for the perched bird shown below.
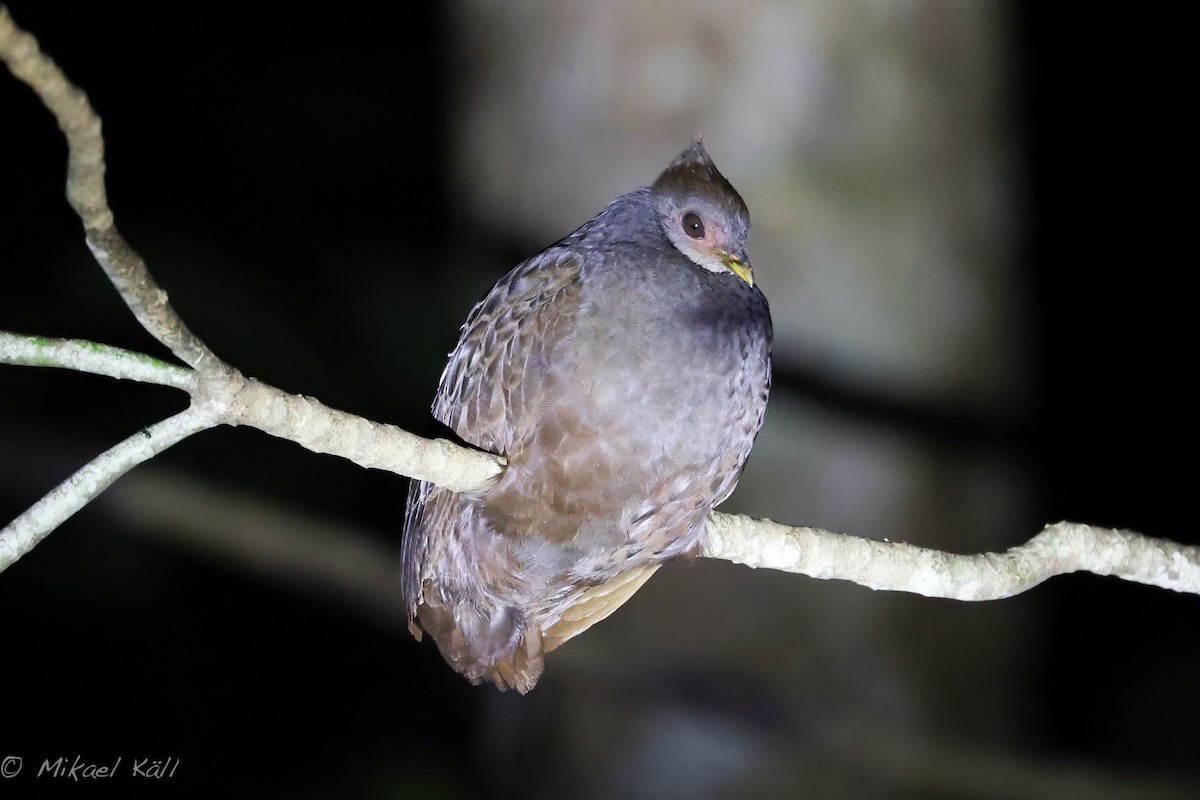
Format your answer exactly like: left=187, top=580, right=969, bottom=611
left=403, top=141, right=772, bottom=692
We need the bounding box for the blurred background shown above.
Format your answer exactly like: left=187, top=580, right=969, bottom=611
left=1, top=2, right=1195, bottom=797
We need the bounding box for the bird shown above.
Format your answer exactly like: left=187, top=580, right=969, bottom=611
left=402, top=141, right=772, bottom=693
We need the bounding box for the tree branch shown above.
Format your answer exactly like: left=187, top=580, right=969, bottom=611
left=0, top=404, right=216, bottom=568
left=221, top=377, right=504, bottom=493
left=0, top=331, right=195, bottom=390
left=2, top=7, right=1197, bottom=603
left=0, top=6, right=221, bottom=373
left=706, top=513, right=1200, bottom=598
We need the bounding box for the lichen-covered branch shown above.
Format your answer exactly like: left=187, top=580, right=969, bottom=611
left=0, top=6, right=220, bottom=372
left=704, top=514, right=1200, bottom=597
left=221, top=377, right=504, bottom=493
left=0, top=404, right=217, bottom=569
left=1, top=8, right=1197, bottom=602
left=0, top=330, right=196, bottom=390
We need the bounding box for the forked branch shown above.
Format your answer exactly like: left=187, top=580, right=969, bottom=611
left=2, top=7, right=1196, bottom=600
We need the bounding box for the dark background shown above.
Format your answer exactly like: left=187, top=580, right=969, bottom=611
left=1, top=3, right=1195, bottom=797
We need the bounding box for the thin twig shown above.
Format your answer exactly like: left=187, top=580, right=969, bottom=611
left=0, top=404, right=217, bottom=570
left=0, top=6, right=221, bottom=372
left=0, top=330, right=196, bottom=391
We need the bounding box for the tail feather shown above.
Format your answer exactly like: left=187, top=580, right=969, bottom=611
left=413, top=594, right=546, bottom=693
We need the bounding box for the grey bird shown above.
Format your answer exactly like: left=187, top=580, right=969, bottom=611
left=402, top=141, right=772, bottom=692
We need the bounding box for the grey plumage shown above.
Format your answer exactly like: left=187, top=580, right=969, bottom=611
left=402, top=142, right=772, bottom=692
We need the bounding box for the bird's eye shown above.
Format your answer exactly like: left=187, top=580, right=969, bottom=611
left=682, top=212, right=705, bottom=239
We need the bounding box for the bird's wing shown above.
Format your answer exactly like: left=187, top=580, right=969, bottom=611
left=432, top=249, right=584, bottom=455
left=541, top=563, right=662, bottom=653
left=401, top=250, right=583, bottom=661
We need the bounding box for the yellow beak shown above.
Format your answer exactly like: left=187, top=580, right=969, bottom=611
left=722, top=253, right=754, bottom=287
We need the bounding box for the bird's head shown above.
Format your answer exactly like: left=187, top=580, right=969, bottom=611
left=652, top=141, right=754, bottom=287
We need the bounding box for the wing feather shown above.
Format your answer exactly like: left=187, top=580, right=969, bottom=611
left=401, top=250, right=584, bottom=689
